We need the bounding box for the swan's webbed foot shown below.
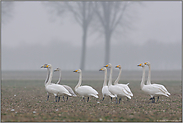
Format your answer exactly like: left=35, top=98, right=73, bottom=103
left=151, top=97, right=155, bottom=103
left=119, top=98, right=122, bottom=104
left=87, top=97, right=89, bottom=102
left=157, top=96, right=159, bottom=102
left=63, top=96, right=65, bottom=102
left=66, top=96, right=68, bottom=102
left=47, top=95, right=49, bottom=101
left=55, top=96, right=58, bottom=102
left=58, top=96, right=60, bottom=102
left=102, top=97, right=105, bottom=101
left=116, top=97, right=118, bottom=104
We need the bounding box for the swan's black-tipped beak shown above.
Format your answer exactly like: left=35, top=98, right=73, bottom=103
left=73, top=70, right=78, bottom=72
left=104, top=65, right=108, bottom=67
left=137, top=64, right=141, bottom=66
left=41, top=66, right=44, bottom=68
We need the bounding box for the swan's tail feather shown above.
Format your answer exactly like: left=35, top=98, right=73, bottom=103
left=126, top=83, right=129, bottom=86
left=90, top=94, right=98, bottom=98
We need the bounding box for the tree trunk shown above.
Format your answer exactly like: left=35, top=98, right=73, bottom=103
left=80, top=25, right=87, bottom=71
left=104, top=31, right=111, bottom=65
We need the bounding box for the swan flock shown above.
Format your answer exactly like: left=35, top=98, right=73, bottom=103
left=41, top=62, right=170, bottom=103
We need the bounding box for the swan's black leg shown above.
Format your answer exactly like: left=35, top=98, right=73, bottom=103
left=102, top=97, right=105, bottom=101
left=83, top=97, right=85, bottom=102
left=87, top=97, right=89, bottom=102
left=63, top=96, right=65, bottom=102
left=58, top=96, right=60, bottom=102
left=66, top=96, right=68, bottom=102
left=55, top=96, right=58, bottom=102
left=127, top=97, right=129, bottom=101
left=152, top=97, right=155, bottom=103
left=119, top=98, right=122, bottom=104
left=116, top=97, right=118, bottom=104
left=111, top=97, right=112, bottom=101
left=47, top=95, right=49, bottom=101
left=157, top=96, right=159, bottom=102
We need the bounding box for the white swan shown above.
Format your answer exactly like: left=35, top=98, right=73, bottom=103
left=137, top=63, right=170, bottom=103
left=144, top=61, right=171, bottom=102
left=73, top=69, right=98, bottom=102
left=41, top=64, right=72, bottom=102
left=54, top=68, right=77, bottom=101
left=104, top=63, right=131, bottom=104
left=114, top=65, right=133, bottom=97
left=99, top=67, right=115, bottom=101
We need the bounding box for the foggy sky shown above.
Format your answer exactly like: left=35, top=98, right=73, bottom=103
left=1, top=1, right=182, bottom=71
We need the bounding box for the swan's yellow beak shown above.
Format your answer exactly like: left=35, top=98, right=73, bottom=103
left=99, top=68, right=103, bottom=71
left=116, top=65, right=120, bottom=68
left=104, top=64, right=108, bottom=67
left=73, top=70, right=78, bottom=72
left=137, top=64, right=142, bottom=66
left=45, top=65, right=49, bottom=68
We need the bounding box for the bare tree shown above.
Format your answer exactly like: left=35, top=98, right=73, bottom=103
left=95, top=1, right=134, bottom=64
left=2, top=1, right=14, bottom=24
left=65, top=2, right=95, bottom=71
left=43, top=1, right=95, bottom=70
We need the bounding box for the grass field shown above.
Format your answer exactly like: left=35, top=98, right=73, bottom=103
left=1, top=71, right=182, bottom=122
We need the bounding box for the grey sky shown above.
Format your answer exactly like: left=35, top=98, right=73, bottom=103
left=2, top=1, right=182, bottom=70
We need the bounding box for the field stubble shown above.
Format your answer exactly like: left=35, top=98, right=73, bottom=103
left=1, top=70, right=182, bottom=122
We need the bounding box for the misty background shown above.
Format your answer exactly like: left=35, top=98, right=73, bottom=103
left=1, top=1, right=182, bottom=71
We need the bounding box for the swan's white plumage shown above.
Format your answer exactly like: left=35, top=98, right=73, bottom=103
left=41, top=64, right=72, bottom=100
left=104, top=63, right=131, bottom=99
left=144, top=61, right=171, bottom=97
left=114, top=65, right=133, bottom=97
left=99, top=67, right=115, bottom=98
left=54, top=68, right=77, bottom=97
left=138, top=63, right=170, bottom=99
left=74, top=69, right=99, bottom=99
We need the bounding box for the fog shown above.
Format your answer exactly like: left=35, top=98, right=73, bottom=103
left=1, top=1, right=182, bottom=71
left=2, top=39, right=181, bottom=71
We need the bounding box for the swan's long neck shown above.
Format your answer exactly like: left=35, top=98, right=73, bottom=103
left=75, top=71, right=82, bottom=90
left=46, top=66, right=53, bottom=86
left=147, top=65, right=151, bottom=85
left=57, top=69, right=61, bottom=84
left=45, top=68, right=50, bottom=86
left=114, top=68, right=121, bottom=85
left=108, top=66, right=113, bottom=86
left=103, top=69, right=107, bottom=87
left=141, top=66, right=145, bottom=89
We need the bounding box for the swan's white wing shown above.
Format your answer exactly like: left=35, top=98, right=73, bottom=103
left=75, top=86, right=98, bottom=98
left=63, top=85, right=77, bottom=96
left=47, top=84, right=72, bottom=96
left=116, top=84, right=133, bottom=96
left=152, top=84, right=170, bottom=95
left=143, top=85, right=169, bottom=97
left=109, top=85, right=131, bottom=99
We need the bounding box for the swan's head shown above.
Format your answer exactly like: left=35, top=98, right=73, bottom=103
left=137, top=63, right=145, bottom=67
left=104, top=63, right=112, bottom=68
left=144, top=61, right=151, bottom=66
left=99, top=67, right=107, bottom=71
left=41, top=64, right=52, bottom=68
left=115, top=65, right=121, bottom=69
left=54, top=68, right=60, bottom=72
left=73, top=69, right=82, bottom=73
